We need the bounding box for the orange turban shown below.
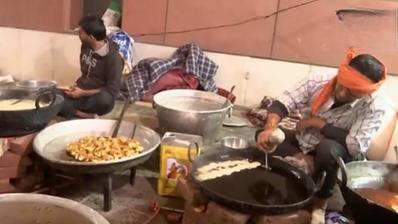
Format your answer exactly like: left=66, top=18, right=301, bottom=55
left=310, top=48, right=387, bottom=115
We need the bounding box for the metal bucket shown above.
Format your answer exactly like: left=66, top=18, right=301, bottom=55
left=153, top=89, right=232, bottom=143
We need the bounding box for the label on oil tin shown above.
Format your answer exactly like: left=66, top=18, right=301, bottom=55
left=158, top=132, right=203, bottom=197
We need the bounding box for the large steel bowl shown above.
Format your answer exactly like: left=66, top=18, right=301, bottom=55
left=33, top=119, right=161, bottom=173
left=0, top=193, right=109, bottom=224
left=153, top=90, right=233, bottom=142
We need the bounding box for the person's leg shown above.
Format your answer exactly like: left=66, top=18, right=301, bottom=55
left=310, top=139, right=352, bottom=224
left=313, top=139, right=352, bottom=198
left=57, top=91, right=78, bottom=119
left=74, top=90, right=115, bottom=116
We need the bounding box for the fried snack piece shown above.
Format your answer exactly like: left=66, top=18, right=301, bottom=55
left=66, top=136, right=143, bottom=162
left=195, top=159, right=261, bottom=181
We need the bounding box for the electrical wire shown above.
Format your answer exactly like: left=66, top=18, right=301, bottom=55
left=134, top=0, right=321, bottom=37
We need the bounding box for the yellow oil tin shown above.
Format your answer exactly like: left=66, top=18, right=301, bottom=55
left=157, top=132, right=203, bottom=197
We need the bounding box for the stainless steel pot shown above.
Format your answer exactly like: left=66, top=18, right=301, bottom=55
left=153, top=90, right=233, bottom=142
left=0, top=193, right=109, bottom=224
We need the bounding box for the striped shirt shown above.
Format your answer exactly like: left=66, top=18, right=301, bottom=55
left=278, top=72, right=386, bottom=156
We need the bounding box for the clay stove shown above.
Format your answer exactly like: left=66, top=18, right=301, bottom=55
left=0, top=132, right=43, bottom=193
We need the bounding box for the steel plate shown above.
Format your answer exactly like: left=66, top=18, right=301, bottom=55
left=223, top=116, right=249, bottom=127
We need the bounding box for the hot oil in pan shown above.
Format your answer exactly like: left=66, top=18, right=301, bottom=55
left=201, top=167, right=308, bottom=205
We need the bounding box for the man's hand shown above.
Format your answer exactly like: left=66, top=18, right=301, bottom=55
left=257, top=113, right=282, bottom=152
left=256, top=128, right=277, bottom=152
left=296, top=116, right=326, bottom=132
left=65, top=87, right=86, bottom=99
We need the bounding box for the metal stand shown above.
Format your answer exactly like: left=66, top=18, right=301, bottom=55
left=49, top=168, right=57, bottom=195
left=130, top=168, right=136, bottom=185
left=48, top=164, right=140, bottom=212
left=103, top=173, right=113, bottom=211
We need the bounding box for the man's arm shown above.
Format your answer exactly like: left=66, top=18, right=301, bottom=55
left=320, top=124, right=349, bottom=147
left=277, top=73, right=324, bottom=114
left=296, top=118, right=349, bottom=147
left=80, top=88, right=100, bottom=96
left=257, top=74, right=321, bottom=151
left=103, top=52, right=123, bottom=97
left=344, top=108, right=386, bottom=157
left=65, top=87, right=100, bottom=98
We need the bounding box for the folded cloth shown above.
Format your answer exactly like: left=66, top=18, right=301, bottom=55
left=274, top=155, right=314, bottom=175
left=325, top=211, right=350, bottom=224
left=126, top=42, right=218, bottom=100
left=246, top=96, right=301, bottom=128
left=142, top=69, right=200, bottom=102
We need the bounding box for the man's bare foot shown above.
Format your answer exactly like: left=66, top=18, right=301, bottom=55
left=311, top=197, right=328, bottom=224
left=75, top=110, right=97, bottom=119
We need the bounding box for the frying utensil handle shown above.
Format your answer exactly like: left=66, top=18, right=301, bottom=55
left=335, top=155, right=348, bottom=187
left=112, top=96, right=131, bottom=137
left=128, top=99, right=137, bottom=139
left=314, top=171, right=326, bottom=193
left=35, top=89, right=56, bottom=109
left=188, top=142, right=199, bottom=163
left=227, top=106, right=233, bottom=118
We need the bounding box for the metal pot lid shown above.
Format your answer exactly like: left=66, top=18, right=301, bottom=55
left=16, top=80, right=57, bottom=90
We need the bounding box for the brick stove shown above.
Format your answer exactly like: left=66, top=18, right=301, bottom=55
left=177, top=177, right=312, bottom=224
left=0, top=132, right=44, bottom=193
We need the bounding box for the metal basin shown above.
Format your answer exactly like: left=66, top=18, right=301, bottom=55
left=33, top=119, right=161, bottom=173
left=153, top=90, right=232, bottom=142
left=0, top=193, right=109, bottom=224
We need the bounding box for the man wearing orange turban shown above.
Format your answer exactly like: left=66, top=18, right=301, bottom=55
left=256, top=48, right=387, bottom=209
